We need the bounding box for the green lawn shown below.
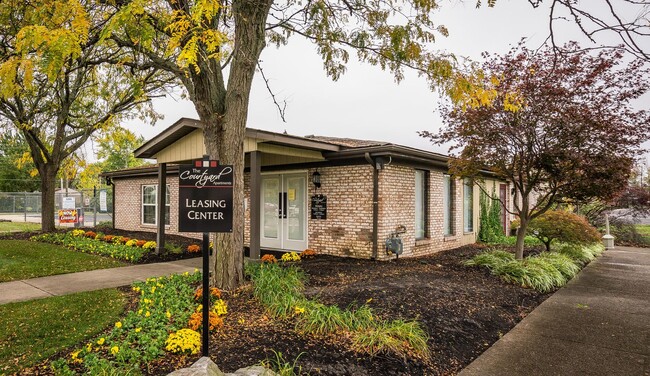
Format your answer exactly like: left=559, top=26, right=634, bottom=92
left=636, top=224, right=650, bottom=243
left=0, top=221, right=40, bottom=233
left=0, top=289, right=126, bottom=374
left=0, top=240, right=126, bottom=282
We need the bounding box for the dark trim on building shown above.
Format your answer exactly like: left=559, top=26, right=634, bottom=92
left=156, top=163, right=167, bottom=254
left=249, top=151, right=261, bottom=259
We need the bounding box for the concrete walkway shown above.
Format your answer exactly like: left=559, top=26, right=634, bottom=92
left=459, top=246, right=650, bottom=376
left=0, top=257, right=201, bottom=305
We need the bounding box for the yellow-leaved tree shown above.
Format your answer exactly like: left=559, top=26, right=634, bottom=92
left=0, top=0, right=175, bottom=231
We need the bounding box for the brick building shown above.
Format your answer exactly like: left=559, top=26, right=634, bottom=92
left=103, top=118, right=511, bottom=260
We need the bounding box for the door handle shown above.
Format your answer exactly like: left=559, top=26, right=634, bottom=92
left=278, top=192, right=283, bottom=219
left=283, top=192, right=288, bottom=219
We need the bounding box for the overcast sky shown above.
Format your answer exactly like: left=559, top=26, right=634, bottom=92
left=118, top=0, right=649, bottom=159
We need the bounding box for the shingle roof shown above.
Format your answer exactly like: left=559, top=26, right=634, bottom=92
left=302, top=135, right=389, bottom=148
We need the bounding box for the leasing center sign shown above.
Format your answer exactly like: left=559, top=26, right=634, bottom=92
left=178, top=160, right=233, bottom=233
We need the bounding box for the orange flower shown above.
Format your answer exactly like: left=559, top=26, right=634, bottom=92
left=187, top=311, right=223, bottom=331
left=187, top=244, right=201, bottom=253
left=194, top=287, right=221, bottom=301
left=261, top=254, right=277, bottom=264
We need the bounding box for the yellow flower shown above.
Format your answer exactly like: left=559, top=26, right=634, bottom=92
left=145, top=311, right=151, bottom=317
left=132, top=286, right=140, bottom=292
left=166, top=311, right=171, bottom=318
left=110, top=346, right=119, bottom=355
left=294, top=306, right=305, bottom=315
left=115, top=321, right=122, bottom=329
left=138, top=309, right=143, bottom=315
left=151, top=286, right=156, bottom=293
left=135, top=327, right=142, bottom=333
left=86, top=343, right=92, bottom=352
left=97, top=337, right=105, bottom=345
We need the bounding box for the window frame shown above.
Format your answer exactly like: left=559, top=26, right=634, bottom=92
left=415, top=169, right=429, bottom=240
left=141, top=184, right=171, bottom=226
left=443, top=175, right=454, bottom=236
left=463, top=179, right=474, bottom=233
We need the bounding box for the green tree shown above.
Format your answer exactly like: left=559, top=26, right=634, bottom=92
left=0, top=132, right=39, bottom=192
left=99, top=0, right=499, bottom=289
left=96, top=126, right=148, bottom=171
left=0, top=0, right=174, bottom=231
left=478, top=186, right=503, bottom=243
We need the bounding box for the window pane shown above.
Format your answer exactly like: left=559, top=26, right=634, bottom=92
left=143, top=205, right=156, bottom=225
left=415, top=170, right=426, bottom=239
left=464, top=179, right=473, bottom=232
left=165, top=206, right=170, bottom=225
left=143, top=185, right=156, bottom=204
left=443, top=175, right=452, bottom=235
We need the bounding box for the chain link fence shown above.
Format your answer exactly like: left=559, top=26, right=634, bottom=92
left=0, top=188, right=113, bottom=227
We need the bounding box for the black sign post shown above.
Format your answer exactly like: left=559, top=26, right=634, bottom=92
left=178, top=155, right=233, bottom=357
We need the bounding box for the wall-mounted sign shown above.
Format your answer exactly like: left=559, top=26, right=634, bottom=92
left=310, top=194, right=327, bottom=220
left=178, top=160, right=233, bottom=233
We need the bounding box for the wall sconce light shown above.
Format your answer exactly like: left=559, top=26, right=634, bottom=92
left=312, top=170, right=321, bottom=188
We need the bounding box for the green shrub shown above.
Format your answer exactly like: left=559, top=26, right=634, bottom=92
left=478, top=187, right=504, bottom=243
left=526, top=210, right=601, bottom=252
left=352, top=320, right=429, bottom=359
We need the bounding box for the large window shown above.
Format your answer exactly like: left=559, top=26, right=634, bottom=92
left=415, top=170, right=428, bottom=240
left=463, top=179, right=473, bottom=232
left=142, top=184, right=170, bottom=225
left=443, top=175, right=453, bottom=235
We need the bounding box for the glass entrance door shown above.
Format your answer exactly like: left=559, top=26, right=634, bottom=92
left=260, top=173, right=307, bottom=251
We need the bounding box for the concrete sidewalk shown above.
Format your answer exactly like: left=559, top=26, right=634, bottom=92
left=459, top=246, right=650, bottom=376
left=0, top=257, right=201, bottom=305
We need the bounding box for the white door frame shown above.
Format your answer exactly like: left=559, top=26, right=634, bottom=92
left=260, top=172, right=308, bottom=251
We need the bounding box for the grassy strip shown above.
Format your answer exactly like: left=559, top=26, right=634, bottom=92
left=465, top=243, right=604, bottom=293
left=0, top=289, right=126, bottom=375
left=0, top=240, right=125, bottom=282
left=31, top=232, right=151, bottom=262
left=50, top=271, right=203, bottom=375
left=246, top=263, right=429, bottom=360
left=0, top=221, right=41, bottom=233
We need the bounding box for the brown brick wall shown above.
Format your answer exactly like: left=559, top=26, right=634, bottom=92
left=113, top=163, right=504, bottom=259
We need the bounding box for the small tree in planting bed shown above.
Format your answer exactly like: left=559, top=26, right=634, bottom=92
left=422, top=42, right=650, bottom=259
left=522, top=210, right=601, bottom=252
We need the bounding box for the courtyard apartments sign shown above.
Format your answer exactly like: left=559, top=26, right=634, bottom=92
left=178, top=160, right=233, bottom=233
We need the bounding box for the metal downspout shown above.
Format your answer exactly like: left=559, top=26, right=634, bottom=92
left=365, top=153, right=379, bottom=259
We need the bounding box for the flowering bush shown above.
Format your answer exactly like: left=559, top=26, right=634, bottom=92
left=165, top=329, right=201, bottom=355
left=71, top=229, right=85, bottom=237
left=187, top=244, right=201, bottom=253
left=84, top=231, right=97, bottom=239
left=125, top=239, right=138, bottom=247
left=103, top=235, right=114, bottom=242
left=281, top=252, right=301, bottom=263
left=194, top=287, right=221, bottom=300
left=187, top=311, right=223, bottom=331
left=213, top=299, right=228, bottom=316
left=142, top=241, right=157, bottom=250
left=136, top=240, right=147, bottom=248
left=261, top=254, right=277, bottom=264
left=94, top=233, right=104, bottom=241
left=301, top=249, right=317, bottom=258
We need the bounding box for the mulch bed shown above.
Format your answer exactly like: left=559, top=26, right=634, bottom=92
left=147, top=245, right=549, bottom=375
left=15, top=229, right=550, bottom=375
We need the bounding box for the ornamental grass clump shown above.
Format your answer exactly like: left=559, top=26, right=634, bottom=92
left=466, top=243, right=602, bottom=293
left=246, top=263, right=429, bottom=360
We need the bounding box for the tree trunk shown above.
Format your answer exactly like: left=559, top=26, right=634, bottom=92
left=201, top=0, right=273, bottom=290
left=515, top=217, right=528, bottom=260
left=39, top=164, right=59, bottom=233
